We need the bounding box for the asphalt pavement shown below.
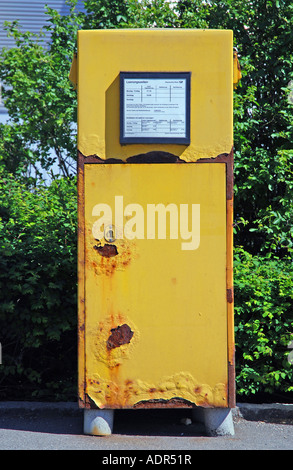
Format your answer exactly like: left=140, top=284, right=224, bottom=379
left=0, top=401, right=292, bottom=451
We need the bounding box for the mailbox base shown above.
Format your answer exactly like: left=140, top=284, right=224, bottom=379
left=83, top=409, right=114, bottom=436
left=192, top=407, right=235, bottom=436
left=82, top=407, right=234, bottom=437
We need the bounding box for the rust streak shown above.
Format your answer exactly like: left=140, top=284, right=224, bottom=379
left=228, top=358, right=236, bottom=408
left=227, top=288, right=234, bottom=303
left=196, top=148, right=234, bottom=200
left=107, top=324, right=134, bottom=350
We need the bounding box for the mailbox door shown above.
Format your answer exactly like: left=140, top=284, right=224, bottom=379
left=81, top=162, right=229, bottom=409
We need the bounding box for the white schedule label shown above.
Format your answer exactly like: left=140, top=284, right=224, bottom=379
left=123, top=77, right=187, bottom=139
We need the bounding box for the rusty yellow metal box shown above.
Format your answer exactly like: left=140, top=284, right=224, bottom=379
left=76, top=29, right=235, bottom=435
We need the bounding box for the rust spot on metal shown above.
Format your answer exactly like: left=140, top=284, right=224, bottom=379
left=78, top=150, right=124, bottom=164
left=227, top=288, right=234, bottom=303
left=84, top=394, right=99, bottom=409
left=107, top=324, right=134, bottom=350
left=94, top=243, right=118, bottom=258
left=77, top=149, right=185, bottom=165
left=133, top=398, right=195, bottom=409
left=89, top=236, right=135, bottom=277
left=127, top=151, right=186, bottom=164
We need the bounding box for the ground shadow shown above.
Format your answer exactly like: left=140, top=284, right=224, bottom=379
left=0, top=411, right=84, bottom=435
left=0, top=408, right=207, bottom=437
left=113, top=409, right=206, bottom=437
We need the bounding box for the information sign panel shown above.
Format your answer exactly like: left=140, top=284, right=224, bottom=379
left=120, top=72, right=190, bottom=144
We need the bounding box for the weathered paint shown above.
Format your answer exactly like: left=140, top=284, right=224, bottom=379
left=80, top=162, right=230, bottom=409
left=77, top=29, right=233, bottom=162
left=86, top=372, right=228, bottom=409
left=77, top=29, right=235, bottom=410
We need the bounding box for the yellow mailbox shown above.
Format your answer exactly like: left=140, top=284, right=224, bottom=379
left=76, top=29, right=235, bottom=436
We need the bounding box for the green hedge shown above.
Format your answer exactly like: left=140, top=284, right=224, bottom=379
left=0, top=173, right=292, bottom=401
left=0, top=172, right=77, bottom=400
left=234, top=247, right=293, bottom=400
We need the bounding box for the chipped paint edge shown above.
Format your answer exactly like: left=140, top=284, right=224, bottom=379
left=86, top=372, right=228, bottom=410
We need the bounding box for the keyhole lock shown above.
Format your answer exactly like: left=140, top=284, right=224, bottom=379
left=104, top=225, right=116, bottom=243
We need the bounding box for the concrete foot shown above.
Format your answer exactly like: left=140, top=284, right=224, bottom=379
left=83, top=409, right=114, bottom=436
left=194, top=408, right=234, bottom=436
left=204, top=408, right=234, bottom=436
